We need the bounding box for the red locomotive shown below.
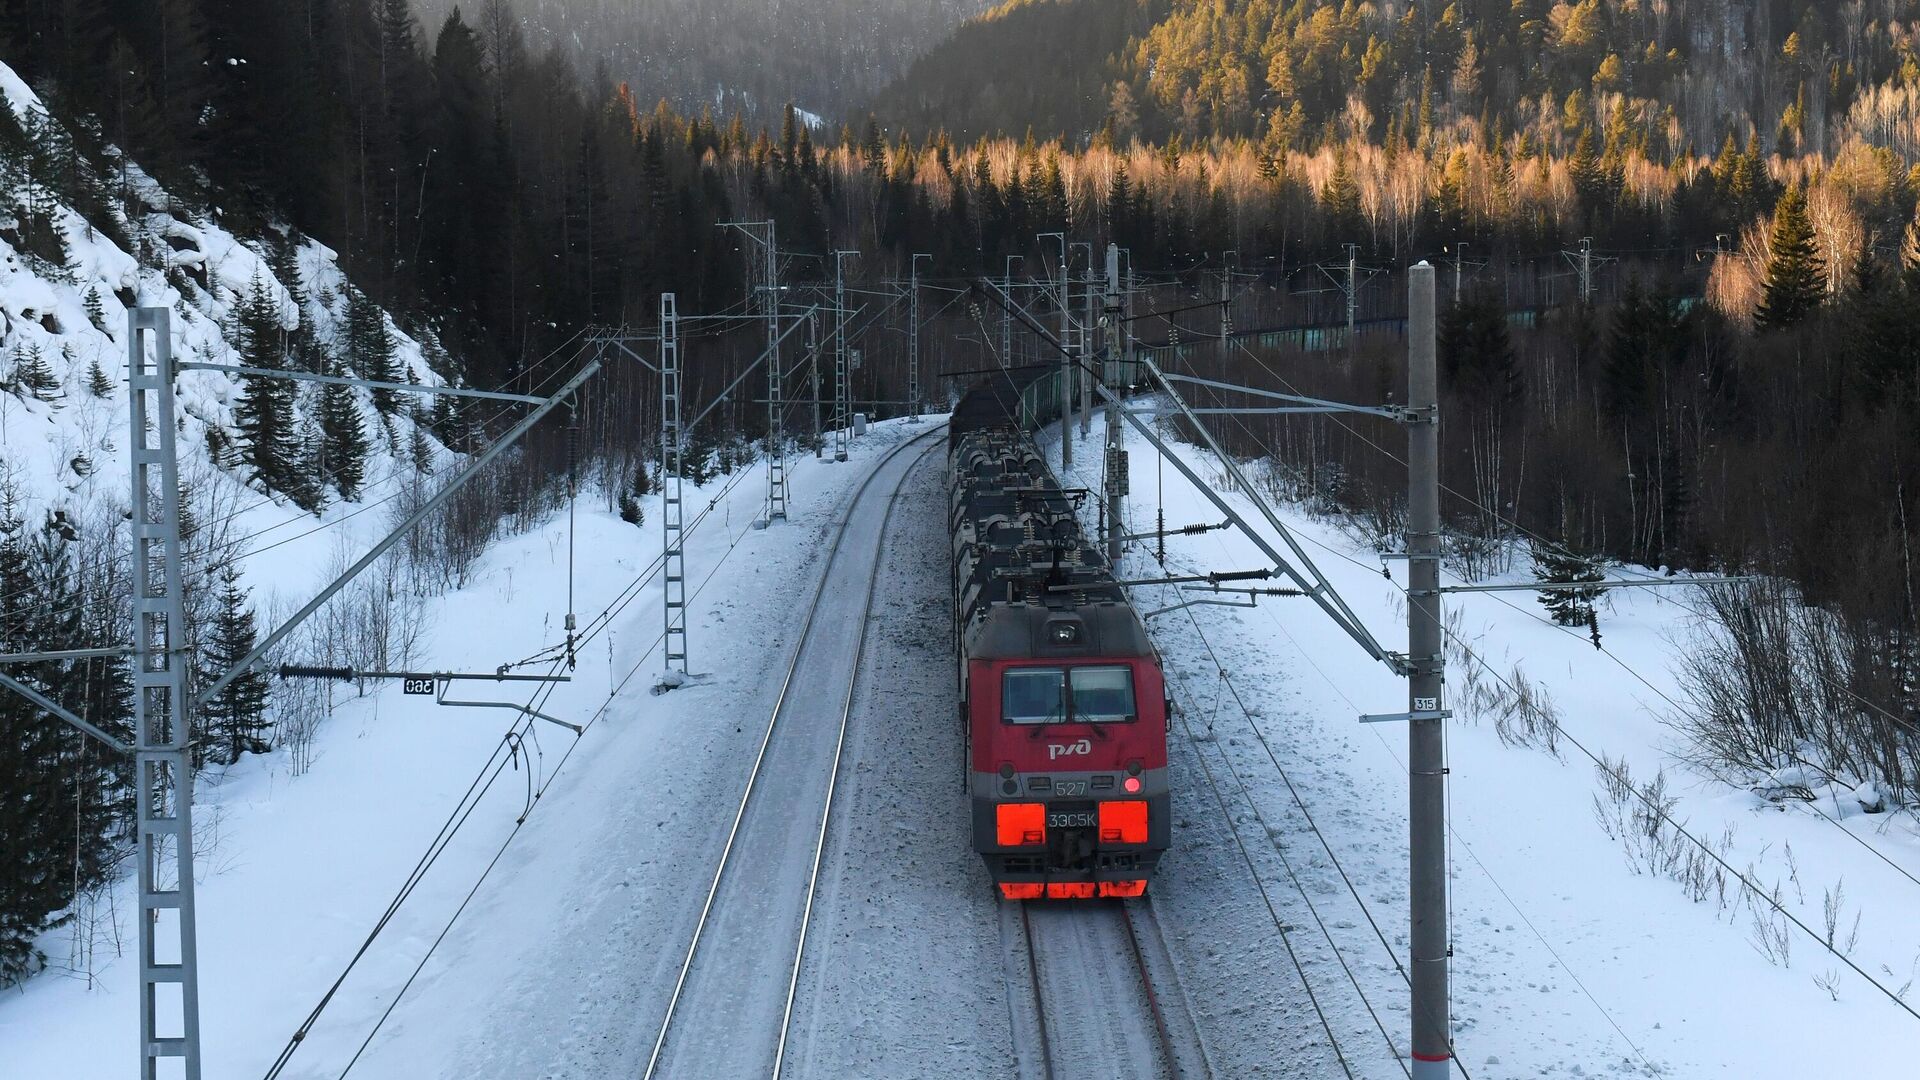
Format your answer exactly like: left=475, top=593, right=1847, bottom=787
left=950, top=374, right=1170, bottom=900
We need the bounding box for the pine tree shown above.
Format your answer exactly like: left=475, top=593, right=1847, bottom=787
left=84, top=355, right=113, bottom=397
left=1569, top=127, right=1605, bottom=212
left=1438, top=290, right=1521, bottom=410
left=409, top=406, right=435, bottom=475
left=82, top=286, right=106, bottom=334
left=318, top=355, right=369, bottom=500
left=346, top=287, right=400, bottom=414
left=1531, top=538, right=1607, bottom=632
left=0, top=510, right=111, bottom=986
left=1601, top=278, right=1648, bottom=392
left=15, top=345, right=61, bottom=403
left=270, top=234, right=307, bottom=314
left=618, top=462, right=648, bottom=526
left=1756, top=183, right=1826, bottom=330
left=196, top=563, right=270, bottom=768
left=1106, top=159, right=1133, bottom=246
left=1322, top=152, right=1360, bottom=237
left=231, top=275, right=300, bottom=497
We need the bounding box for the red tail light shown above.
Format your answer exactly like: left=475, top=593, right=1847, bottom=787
left=1098, top=880, right=1147, bottom=898
left=999, top=882, right=1044, bottom=900
left=1098, top=800, right=1149, bottom=844
left=995, top=802, right=1046, bottom=846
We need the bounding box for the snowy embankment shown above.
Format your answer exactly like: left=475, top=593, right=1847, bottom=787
left=0, top=59, right=448, bottom=581
left=1043, top=411, right=1918, bottom=1077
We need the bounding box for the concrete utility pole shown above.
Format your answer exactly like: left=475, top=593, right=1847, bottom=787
left=1103, top=244, right=1127, bottom=563
left=1080, top=258, right=1096, bottom=437
left=1453, top=242, right=1466, bottom=303
left=1002, top=255, right=1022, bottom=369
left=1345, top=242, right=1360, bottom=356
left=129, top=308, right=202, bottom=1080
left=832, top=250, right=856, bottom=461
left=1219, top=262, right=1233, bottom=361
left=908, top=253, right=931, bottom=421
left=1404, top=262, right=1451, bottom=1079
left=1579, top=236, right=1594, bottom=303
left=1039, top=232, right=1071, bottom=467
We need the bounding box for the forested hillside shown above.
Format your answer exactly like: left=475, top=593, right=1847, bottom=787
left=413, top=0, right=989, bottom=125
left=885, top=0, right=1920, bottom=154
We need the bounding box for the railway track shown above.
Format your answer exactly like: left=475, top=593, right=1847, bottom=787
left=1006, top=896, right=1215, bottom=1080
left=641, top=426, right=946, bottom=1080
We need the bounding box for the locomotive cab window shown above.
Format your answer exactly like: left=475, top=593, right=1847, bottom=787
left=1001, top=666, right=1136, bottom=724
left=1069, top=666, right=1136, bottom=722
left=1002, top=668, right=1065, bottom=724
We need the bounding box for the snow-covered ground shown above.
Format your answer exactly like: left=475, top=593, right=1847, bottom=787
left=0, top=418, right=936, bottom=1078
left=1043, top=411, right=1920, bottom=1077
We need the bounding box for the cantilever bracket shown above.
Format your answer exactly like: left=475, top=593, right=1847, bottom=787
left=435, top=692, right=583, bottom=734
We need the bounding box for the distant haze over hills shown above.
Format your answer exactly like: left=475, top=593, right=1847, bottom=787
left=414, top=0, right=989, bottom=125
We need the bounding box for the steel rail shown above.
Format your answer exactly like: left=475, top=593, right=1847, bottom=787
left=1018, top=900, right=1204, bottom=1080
left=641, top=424, right=947, bottom=1079
left=1018, top=904, right=1059, bottom=1080
left=771, top=430, right=947, bottom=1076
left=1121, top=897, right=1217, bottom=1080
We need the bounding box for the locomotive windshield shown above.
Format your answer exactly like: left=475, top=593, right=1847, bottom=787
left=1001, top=665, right=1136, bottom=724
left=1070, top=666, right=1135, bottom=722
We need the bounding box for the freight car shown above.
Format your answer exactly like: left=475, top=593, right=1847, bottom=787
left=949, top=369, right=1170, bottom=900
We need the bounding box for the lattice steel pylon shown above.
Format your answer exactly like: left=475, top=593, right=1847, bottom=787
left=659, top=293, right=689, bottom=673
left=128, top=307, right=202, bottom=1080
left=723, top=218, right=787, bottom=522
left=831, top=250, right=856, bottom=461
left=763, top=222, right=787, bottom=521
left=908, top=253, right=930, bottom=421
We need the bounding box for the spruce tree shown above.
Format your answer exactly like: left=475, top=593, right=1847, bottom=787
left=619, top=462, right=648, bottom=526
left=318, top=355, right=369, bottom=500
left=1322, top=152, right=1361, bottom=237
left=197, top=563, right=270, bottom=768
left=1106, top=159, right=1133, bottom=246
left=15, top=345, right=61, bottom=403
left=346, top=287, right=401, bottom=415
left=84, top=355, right=113, bottom=398
left=1756, top=183, right=1825, bottom=330
left=0, top=513, right=109, bottom=986
left=1531, top=538, right=1607, bottom=629
left=82, top=286, right=106, bottom=333
left=231, top=275, right=299, bottom=497
left=1438, top=289, right=1520, bottom=411
left=409, top=405, right=435, bottom=475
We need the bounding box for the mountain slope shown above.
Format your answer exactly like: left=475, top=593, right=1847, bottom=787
left=416, top=0, right=992, bottom=124
left=876, top=0, right=1163, bottom=141
left=883, top=0, right=1912, bottom=156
